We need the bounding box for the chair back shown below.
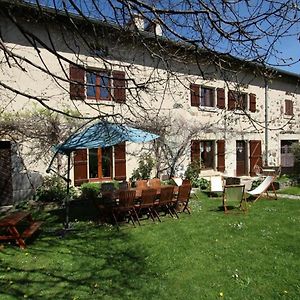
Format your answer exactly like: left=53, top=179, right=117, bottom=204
left=136, top=179, right=148, bottom=189
left=210, top=176, right=224, bottom=193
left=177, top=184, right=192, bottom=202
left=248, top=176, right=274, bottom=195
left=148, top=178, right=161, bottom=189
left=223, top=185, right=246, bottom=212
left=140, top=188, right=157, bottom=206
left=182, top=179, right=191, bottom=185
left=118, top=180, right=129, bottom=190
left=118, top=190, right=136, bottom=208
left=159, top=186, right=174, bottom=205
left=101, top=182, right=116, bottom=193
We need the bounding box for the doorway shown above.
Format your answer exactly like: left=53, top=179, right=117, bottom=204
left=236, top=141, right=247, bottom=176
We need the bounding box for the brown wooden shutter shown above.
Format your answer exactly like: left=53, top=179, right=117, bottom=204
left=249, top=93, right=256, bottom=112
left=74, top=149, right=88, bottom=186
left=190, top=84, right=200, bottom=107
left=114, top=143, right=126, bottom=180
left=228, top=90, right=235, bottom=110
left=249, top=140, right=262, bottom=176
left=191, top=140, right=200, bottom=163
left=0, top=141, right=13, bottom=205
left=70, top=64, right=85, bottom=100
left=285, top=100, right=293, bottom=115
left=113, top=71, right=126, bottom=103
left=217, top=88, right=225, bottom=109
left=217, top=140, right=225, bottom=172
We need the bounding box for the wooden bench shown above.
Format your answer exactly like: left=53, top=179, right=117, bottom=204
left=0, top=211, right=42, bottom=249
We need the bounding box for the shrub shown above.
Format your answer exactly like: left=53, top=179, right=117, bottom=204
left=131, top=154, right=155, bottom=181
left=251, top=179, right=263, bottom=190
left=184, top=160, right=201, bottom=187
left=291, top=142, right=300, bottom=181
left=80, top=182, right=101, bottom=201
left=36, top=175, right=71, bottom=203
left=193, top=177, right=209, bottom=190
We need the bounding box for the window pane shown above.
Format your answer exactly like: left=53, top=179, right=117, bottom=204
left=200, top=141, right=214, bottom=168
left=236, top=93, right=247, bottom=110
left=102, top=147, right=112, bottom=177
left=86, top=72, right=96, bottom=97
left=89, top=148, right=98, bottom=178
left=100, top=73, right=110, bottom=99
left=201, top=88, right=214, bottom=107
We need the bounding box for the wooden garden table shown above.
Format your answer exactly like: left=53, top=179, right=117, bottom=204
left=0, top=211, right=42, bottom=249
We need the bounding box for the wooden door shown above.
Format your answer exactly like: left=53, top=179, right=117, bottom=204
left=249, top=140, right=262, bottom=176
left=236, top=141, right=247, bottom=176
left=0, top=141, right=13, bottom=205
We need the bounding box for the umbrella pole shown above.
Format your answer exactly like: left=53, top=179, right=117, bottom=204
left=64, top=152, right=71, bottom=230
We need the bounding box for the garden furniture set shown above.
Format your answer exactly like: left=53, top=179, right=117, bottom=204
left=96, top=179, right=192, bottom=229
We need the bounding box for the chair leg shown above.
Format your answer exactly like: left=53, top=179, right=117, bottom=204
left=129, top=212, right=136, bottom=227
left=132, top=208, right=141, bottom=226
left=170, top=204, right=179, bottom=219
left=112, top=211, right=120, bottom=231
left=166, top=204, right=174, bottom=218
left=182, top=202, right=191, bottom=214
left=151, top=207, right=161, bottom=222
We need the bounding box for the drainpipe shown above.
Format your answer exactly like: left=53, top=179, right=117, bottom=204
left=264, top=78, right=269, bottom=166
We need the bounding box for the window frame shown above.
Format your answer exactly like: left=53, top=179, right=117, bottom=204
left=86, top=69, right=111, bottom=101
left=88, top=147, right=113, bottom=181
left=285, top=99, right=294, bottom=116
left=200, top=140, right=215, bottom=169
left=200, top=86, right=215, bottom=108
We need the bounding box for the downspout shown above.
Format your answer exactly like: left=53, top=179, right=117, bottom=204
left=264, top=78, right=269, bottom=166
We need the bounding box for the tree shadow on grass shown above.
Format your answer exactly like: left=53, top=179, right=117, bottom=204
left=0, top=217, right=163, bottom=299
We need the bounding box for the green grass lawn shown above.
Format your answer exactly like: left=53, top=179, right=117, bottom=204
left=278, top=186, right=300, bottom=195
left=0, top=194, right=299, bottom=300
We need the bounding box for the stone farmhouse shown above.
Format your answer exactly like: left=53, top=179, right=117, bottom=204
left=0, top=1, right=299, bottom=205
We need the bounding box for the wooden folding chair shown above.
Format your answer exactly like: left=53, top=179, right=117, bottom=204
left=157, top=185, right=175, bottom=218
left=139, top=188, right=159, bottom=222
left=148, top=178, right=161, bottom=189
left=246, top=175, right=278, bottom=202
left=222, top=184, right=247, bottom=214
left=136, top=179, right=148, bottom=189
left=112, top=190, right=139, bottom=230
left=210, top=176, right=224, bottom=197
left=172, top=184, right=192, bottom=218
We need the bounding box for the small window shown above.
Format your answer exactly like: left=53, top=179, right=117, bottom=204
left=285, top=100, right=293, bottom=116
left=86, top=70, right=111, bottom=101
left=200, top=87, right=215, bottom=107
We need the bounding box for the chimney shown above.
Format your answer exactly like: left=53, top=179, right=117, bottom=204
left=127, top=14, right=145, bottom=31
left=145, top=19, right=162, bottom=36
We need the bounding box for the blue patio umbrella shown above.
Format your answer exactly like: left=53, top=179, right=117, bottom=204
left=55, top=121, right=159, bottom=153
left=47, top=121, right=159, bottom=231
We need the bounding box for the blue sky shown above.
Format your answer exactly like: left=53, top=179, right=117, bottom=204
left=26, top=0, right=300, bottom=75
left=269, top=36, right=300, bottom=75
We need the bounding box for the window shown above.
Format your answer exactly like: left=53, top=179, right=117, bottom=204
left=228, top=91, right=248, bottom=110
left=69, top=65, right=126, bottom=103
left=191, top=85, right=216, bottom=108
left=200, top=87, right=215, bottom=107
left=200, top=141, right=215, bottom=169
left=191, top=140, right=225, bottom=171
left=73, top=143, right=126, bottom=186
left=285, top=100, right=293, bottom=115
left=281, top=140, right=297, bottom=168
left=88, top=147, right=112, bottom=179
left=86, top=70, right=111, bottom=101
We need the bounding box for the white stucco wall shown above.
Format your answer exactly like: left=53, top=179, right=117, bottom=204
left=1, top=15, right=300, bottom=183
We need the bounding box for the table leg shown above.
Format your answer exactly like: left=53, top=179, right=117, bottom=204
left=8, top=226, right=26, bottom=249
